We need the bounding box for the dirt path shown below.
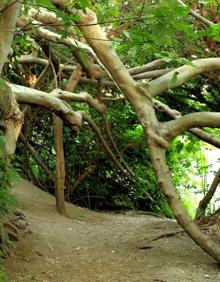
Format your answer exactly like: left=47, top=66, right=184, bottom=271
left=3, top=179, right=220, bottom=282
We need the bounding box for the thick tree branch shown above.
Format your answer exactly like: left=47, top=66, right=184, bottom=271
left=50, top=1, right=220, bottom=262
left=129, top=59, right=166, bottom=76
left=164, top=112, right=220, bottom=140
left=149, top=139, right=220, bottom=262
left=133, top=69, right=172, bottom=80
left=17, top=16, right=98, bottom=62
left=147, top=58, right=220, bottom=97
left=11, top=84, right=82, bottom=131
left=153, top=99, right=220, bottom=148
left=17, top=55, right=169, bottom=82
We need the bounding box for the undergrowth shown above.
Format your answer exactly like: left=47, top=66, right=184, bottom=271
left=0, top=267, right=8, bottom=282
left=0, top=136, right=17, bottom=218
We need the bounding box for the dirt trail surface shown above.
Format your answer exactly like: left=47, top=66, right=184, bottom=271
left=3, top=179, right=220, bottom=282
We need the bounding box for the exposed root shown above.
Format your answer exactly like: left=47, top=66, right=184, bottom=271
left=140, top=229, right=184, bottom=249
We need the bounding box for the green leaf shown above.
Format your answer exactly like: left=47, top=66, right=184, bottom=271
left=170, top=71, right=179, bottom=84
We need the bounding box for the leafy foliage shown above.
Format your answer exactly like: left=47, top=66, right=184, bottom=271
left=0, top=136, right=17, bottom=218
left=0, top=267, right=8, bottom=282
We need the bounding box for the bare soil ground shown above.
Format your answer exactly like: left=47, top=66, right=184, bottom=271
left=3, top=179, right=220, bottom=282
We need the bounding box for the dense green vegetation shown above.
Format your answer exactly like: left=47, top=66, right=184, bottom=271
left=0, top=136, right=16, bottom=218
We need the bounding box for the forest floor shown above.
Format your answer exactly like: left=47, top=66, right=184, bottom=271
left=2, top=179, right=220, bottom=282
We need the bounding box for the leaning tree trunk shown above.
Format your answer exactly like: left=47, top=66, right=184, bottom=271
left=68, top=6, right=220, bottom=261
left=149, top=139, right=220, bottom=261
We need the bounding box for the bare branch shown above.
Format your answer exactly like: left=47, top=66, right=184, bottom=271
left=147, top=58, right=220, bottom=97
left=196, top=167, right=220, bottom=218
left=19, top=132, right=55, bottom=182
left=153, top=99, right=220, bottom=149
left=82, top=113, right=133, bottom=180
left=164, top=112, right=220, bottom=139
left=50, top=89, right=106, bottom=113
left=189, top=128, right=220, bottom=149
left=133, top=69, right=172, bottom=80
left=17, top=16, right=98, bottom=61
left=129, top=59, right=166, bottom=75
left=18, top=55, right=76, bottom=71
left=102, top=115, right=135, bottom=177
left=69, top=165, right=97, bottom=194
left=11, top=84, right=82, bottom=131
left=176, top=0, right=213, bottom=26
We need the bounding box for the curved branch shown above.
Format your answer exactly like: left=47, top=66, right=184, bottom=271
left=153, top=99, right=220, bottom=148
left=189, top=128, right=220, bottom=149
left=147, top=58, right=220, bottom=97
left=11, top=84, right=82, bottom=131
left=17, top=16, right=98, bottom=60
left=164, top=112, right=220, bottom=140
left=51, top=1, right=220, bottom=262
left=69, top=165, right=97, bottom=194
left=50, top=89, right=106, bottom=113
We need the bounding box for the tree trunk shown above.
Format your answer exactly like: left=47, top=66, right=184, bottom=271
left=53, top=115, right=66, bottom=215
left=149, top=139, right=220, bottom=262
left=0, top=1, right=22, bottom=74
left=0, top=2, right=23, bottom=162
left=72, top=7, right=220, bottom=261
left=53, top=66, right=83, bottom=215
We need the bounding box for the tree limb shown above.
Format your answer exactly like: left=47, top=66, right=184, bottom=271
left=82, top=113, right=133, bottom=180
left=176, top=0, right=213, bottom=26
left=164, top=112, right=220, bottom=140
left=153, top=99, right=220, bottom=148
left=19, top=132, right=55, bottom=182
left=50, top=89, right=106, bottom=113
left=196, top=167, right=220, bottom=219
left=11, top=84, right=82, bottom=131
left=147, top=58, right=220, bottom=97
